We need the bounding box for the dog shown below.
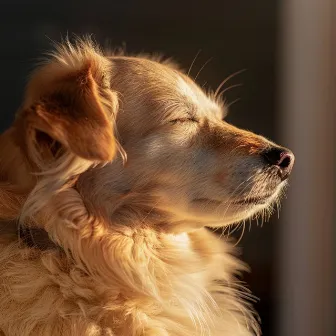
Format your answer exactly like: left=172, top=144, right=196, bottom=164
left=0, top=38, right=294, bottom=336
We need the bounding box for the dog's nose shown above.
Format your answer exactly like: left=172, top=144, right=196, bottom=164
left=262, top=147, right=295, bottom=180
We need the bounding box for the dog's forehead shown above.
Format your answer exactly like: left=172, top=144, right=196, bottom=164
left=175, top=76, right=220, bottom=117
left=112, top=56, right=222, bottom=118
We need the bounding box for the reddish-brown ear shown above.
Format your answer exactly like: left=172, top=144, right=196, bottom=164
left=16, top=41, right=118, bottom=163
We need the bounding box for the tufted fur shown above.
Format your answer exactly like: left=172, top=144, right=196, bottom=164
left=0, top=38, right=293, bottom=335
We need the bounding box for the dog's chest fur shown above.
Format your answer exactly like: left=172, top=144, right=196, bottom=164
left=0, top=226, right=258, bottom=336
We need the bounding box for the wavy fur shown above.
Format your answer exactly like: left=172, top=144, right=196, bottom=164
left=0, top=38, right=293, bottom=335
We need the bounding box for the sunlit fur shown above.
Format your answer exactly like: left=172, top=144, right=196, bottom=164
left=0, top=38, right=290, bottom=335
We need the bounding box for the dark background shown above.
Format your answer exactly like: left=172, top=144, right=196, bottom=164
left=0, top=1, right=280, bottom=334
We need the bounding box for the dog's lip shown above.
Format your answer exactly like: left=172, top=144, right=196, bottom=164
left=193, top=194, right=273, bottom=206
left=233, top=194, right=273, bottom=205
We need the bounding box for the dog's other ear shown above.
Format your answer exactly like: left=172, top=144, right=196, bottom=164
left=16, top=39, right=118, bottom=163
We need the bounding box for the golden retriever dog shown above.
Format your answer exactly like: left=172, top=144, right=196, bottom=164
left=0, top=38, right=294, bottom=336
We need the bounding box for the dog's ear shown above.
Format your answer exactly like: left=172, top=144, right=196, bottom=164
left=15, top=40, right=118, bottom=163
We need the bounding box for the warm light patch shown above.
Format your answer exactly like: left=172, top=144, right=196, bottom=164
left=177, top=78, right=199, bottom=104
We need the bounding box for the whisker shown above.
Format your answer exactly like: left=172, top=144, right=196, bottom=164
left=216, top=83, right=243, bottom=99
left=214, top=69, right=246, bottom=98
left=187, top=49, right=202, bottom=76
left=229, top=221, right=243, bottom=236
left=194, top=57, right=213, bottom=82
left=234, top=221, right=246, bottom=247
left=226, top=98, right=241, bottom=110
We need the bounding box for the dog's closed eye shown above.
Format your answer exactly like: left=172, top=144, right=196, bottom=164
left=169, top=117, right=198, bottom=124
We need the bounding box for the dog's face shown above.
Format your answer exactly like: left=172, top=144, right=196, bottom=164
left=1, top=41, right=294, bottom=234
left=77, top=56, right=294, bottom=231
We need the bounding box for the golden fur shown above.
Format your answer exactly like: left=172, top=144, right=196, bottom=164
left=0, top=38, right=293, bottom=335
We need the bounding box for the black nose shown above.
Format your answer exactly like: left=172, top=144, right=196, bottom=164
left=262, top=147, right=295, bottom=180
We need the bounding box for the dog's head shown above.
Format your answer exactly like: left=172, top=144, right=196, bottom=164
left=75, top=49, right=294, bottom=233
left=0, top=39, right=294, bottom=235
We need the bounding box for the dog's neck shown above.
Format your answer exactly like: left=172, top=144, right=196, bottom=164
left=1, top=188, right=258, bottom=335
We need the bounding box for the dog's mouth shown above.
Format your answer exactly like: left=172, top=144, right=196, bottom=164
left=193, top=194, right=273, bottom=206
left=233, top=194, right=274, bottom=205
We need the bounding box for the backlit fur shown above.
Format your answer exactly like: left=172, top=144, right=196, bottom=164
left=0, top=38, right=291, bottom=335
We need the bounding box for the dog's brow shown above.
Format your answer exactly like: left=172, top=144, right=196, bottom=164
left=162, top=99, right=198, bottom=120
left=176, top=77, right=199, bottom=103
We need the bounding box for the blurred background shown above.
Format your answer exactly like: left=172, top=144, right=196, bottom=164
left=0, top=1, right=334, bottom=335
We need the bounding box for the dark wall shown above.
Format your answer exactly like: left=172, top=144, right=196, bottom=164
left=0, top=1, right=279, bottom=334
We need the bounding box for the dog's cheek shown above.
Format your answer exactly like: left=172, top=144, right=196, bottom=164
left=191, top=148, right=220, bottom=179
left=213, top=171, right=228, bottom=184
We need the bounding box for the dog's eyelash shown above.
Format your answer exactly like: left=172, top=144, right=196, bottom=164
left=170, top=118, right=198, bottom=124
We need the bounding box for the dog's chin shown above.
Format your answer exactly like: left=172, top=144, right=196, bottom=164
left=189, top=191, right=280, bottom=227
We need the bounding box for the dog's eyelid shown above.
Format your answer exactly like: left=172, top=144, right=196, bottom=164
left=169, top=116, right=199, bottom=124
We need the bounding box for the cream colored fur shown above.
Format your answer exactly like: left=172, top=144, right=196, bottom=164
left=0, top=38, right=292, bottom=335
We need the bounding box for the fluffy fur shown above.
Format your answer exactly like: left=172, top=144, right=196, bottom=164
left=0, top=38, right=293, bottom=335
